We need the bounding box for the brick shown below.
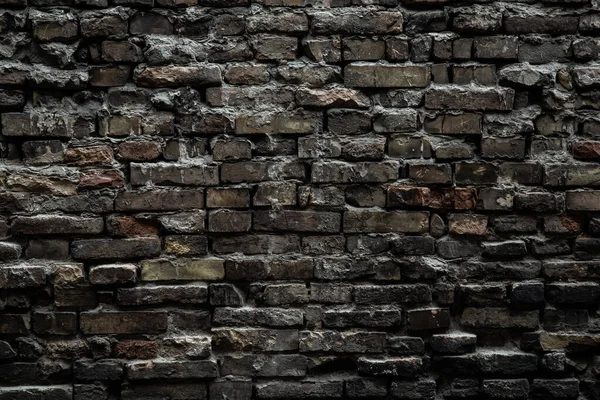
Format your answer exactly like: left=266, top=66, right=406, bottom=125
left=357, top=357, right=423, bottom=377
left=211, top=138, right=252, bottom=161
left=482, top=379, right=529, bottom=400
left=374, top=110, right=418, bottom=133
left=212, top=328, right=299, bottom=352
left=11, top=215, right=104, bottom=235
left=296, top=87, right=370, bottom=108
left=32, top=312, right=77, bottom=335
left=449, top=214, right=488, bottom=235
left=254, top=182, right=297, bottom=206
left=71, top=237, right=161, bottom=260
left=312, top=10, right=403, bottom=35
left=343, top=37, right=385, bottom=61
left=55, top=285, right=98, bottom=308
left=215, top=236, right=301, bottom=255
left=209, top=210, right=252, bottom=232
left=225, top=64, right=270, bottom=85
left=90, top=65, right=130, bottom=87
left=312, top=161, right=399, bottom=183
left=391, top=380, right=436, bottom=399
left=544, top=164, right=600, bottom=187
left=141, top=259, right=224, bottom=281
left=253, top=35, right=298, bottom=60
left=0, top=387, right=72, bottom=400
left=116, top=190, right=204, bottom=211
left=225, top=258, right=312, bottom=279
left=431, top=334, right=476, bottom=355
left=207, top=188, right=250, bottom=208
left=136, top=66, right=221, bottom=87
left=354, top=284, right=432, bottom=304
left=461, top=308, right=539, bottom=329
left=165, top=235, right=208, bottom=256
left=473, top=36, right=518, bottom=59
left=299, top=331, right=386, bottom=353
left=408, top=164, right=452, bottom=184
left=345, top=64, right=431, bottom=88
left=31, top=11, right=78, bottom=42
left=89, top=264, right=136, bottom=285
left=22, top=140, right=64, bottom=165
left=256, top=381, right=343, bottom=399
left=118, top=284, right=208, bottom=305
left=107, top=216, right=160, bottom=237
left=505, top=15, right=579, bottom=35
left=322, top=306, right=402, bottom=328
left=425, top=113, right=482, bottom=134
left=127, top=361, right=217, bottom=380
left=214, top=308, right=303, bottom=327
left=566, top=191, right=600, bottom=211
left=328, top=109, right=371, bottom=135
left=221, top=354, right=306, bottom=377
left=0, top=265, right=46, bottom=288
left=344, top=210, right=429, bottom=233
left=407, top=308, right=451, bottom=330
left=425, top=87, right=514, bottom=110
left=131, top=163, right=219, bottom=186
left=235, top=111, right=321, bottom=135
left=113, top=341, right=158, bottom=359
left=254, top=210, right=341, bottom=233
left=101, top=41, right=143, bottom=62
left=80, top=311, right=168, bottom=334
left=531, top=379, right=579, bottom=399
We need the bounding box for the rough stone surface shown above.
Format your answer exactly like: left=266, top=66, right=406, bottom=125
left=0, top=0, right=594, bottom=398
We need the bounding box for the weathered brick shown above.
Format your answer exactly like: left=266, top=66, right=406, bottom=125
left=344, top=210, right=429, bottom=233
left=136, top=66, right=221, bottom=88
left=141, top=259, right=224, bottom=281
left=354, top=284, right=432, bottom=304
left=212, top=328, right=299, bottom=352
left=89, top=264, right=136, bottom=285
left=345, top=64, right=431, bottom=88
left=12, top=215, right=104, bottom=235
left=235, top=111, right=321, bottom=135
left=312, top=10, right=403, bottom=35
left=312, top=161, right=399, bottom=183
left=0, top=265, right=46, bottom=289
left=116, top=190, right=204, bottom=211
left=461, top=308, right=539, bottom=329
left=131, top=163, right=219, bottom=186
left=473, top=36, right=518, bottom=59
left=118, top=284, right=208, bottom=305
left=254, top=210, right=340, bottom=233
left=299, top=331, right=386, bottom=353
left=425, top=87, right=514, bottom=110
left=71, top=237, right=161, bottom=260
left=80, top=311, right=168, bottom=334
left=127, top=360, right=217, bottom=380
left=425, top=113, right=482, bottom=134
left=32, top=312, right=77, bottom=335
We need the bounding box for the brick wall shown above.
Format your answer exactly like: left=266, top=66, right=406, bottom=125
left=0, top=0, right=599, bottom=398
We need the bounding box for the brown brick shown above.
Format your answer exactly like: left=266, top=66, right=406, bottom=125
left=80, top=311, right=168, bottom=334
left=113, top=341, right=158, bottom=359
left=117, top=142, right=161, bottom=161
left=64, top=146, right=113, bottom=165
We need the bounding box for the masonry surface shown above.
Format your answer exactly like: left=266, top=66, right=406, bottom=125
left=1, top=0, right=600, bottom=398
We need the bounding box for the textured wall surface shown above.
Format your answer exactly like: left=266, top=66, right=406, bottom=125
left=1, top=0, right=600, bottom=398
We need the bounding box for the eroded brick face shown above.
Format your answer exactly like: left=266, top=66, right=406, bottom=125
left=0, top=0, right=598, bottom=399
